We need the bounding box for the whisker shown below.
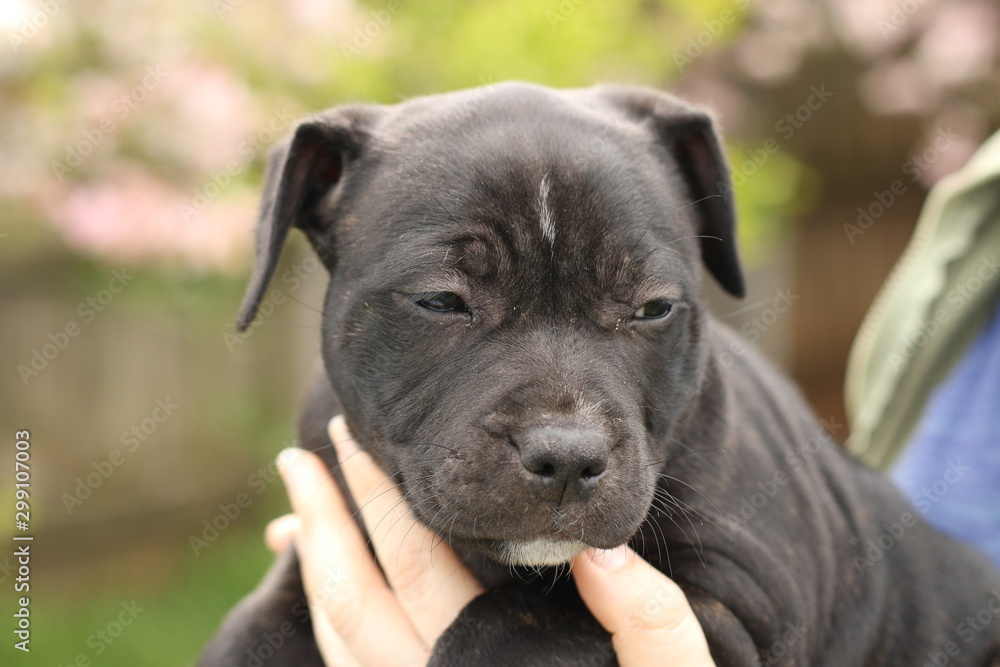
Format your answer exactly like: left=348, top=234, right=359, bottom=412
left=647, top=447, right=725, bottom=467
left=656, top=488, right=704, bottom=555
left=654, top=476, right=733, bottom=541
left=654, top=493, right=699, bottom=552
left=646, top=494, right=671, bottom=566
left=280, top=292, right=325, bottom=317
left=242, top=321, right=324, bottom=330
left=667, top=194, right=722, bottom=216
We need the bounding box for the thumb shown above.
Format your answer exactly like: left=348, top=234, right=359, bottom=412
left=571, top=546, right=715, bottom=666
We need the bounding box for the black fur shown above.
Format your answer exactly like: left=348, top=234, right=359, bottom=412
left=202, top=83, right=1000, bottom=666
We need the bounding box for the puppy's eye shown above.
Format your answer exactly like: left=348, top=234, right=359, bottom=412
left=417, top=292, right=466, bottom=313
left=633, top=299, right=672, bottom=320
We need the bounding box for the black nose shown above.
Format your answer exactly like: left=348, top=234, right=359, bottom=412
left=512, top=424, right=611, bottom=503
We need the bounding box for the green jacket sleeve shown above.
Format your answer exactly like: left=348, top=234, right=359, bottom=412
left=845, top=130, right=1000, bottom=469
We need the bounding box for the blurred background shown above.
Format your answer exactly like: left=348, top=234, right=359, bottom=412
left=1, top=0, right=998, bottom=664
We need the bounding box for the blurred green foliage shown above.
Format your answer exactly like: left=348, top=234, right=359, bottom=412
left=3, top=0, right=793, bottom=274
left=0, top=0, right=810, bottom=664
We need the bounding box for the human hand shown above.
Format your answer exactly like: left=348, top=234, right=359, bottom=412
left=571, top=545, right=716, bottom=666
left=268, top=415, right=715, bottom=666
left=267, top=416, right=484, bottom=666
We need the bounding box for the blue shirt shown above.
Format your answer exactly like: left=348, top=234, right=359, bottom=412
left=890, top=301, right=1000, bottom=569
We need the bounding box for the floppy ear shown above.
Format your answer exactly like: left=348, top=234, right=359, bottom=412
left=593, top=86, right=746, bottom=298
left=237, top=109, right=376, bottom=331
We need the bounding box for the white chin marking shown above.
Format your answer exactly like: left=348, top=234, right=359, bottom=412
left=503, top=538, right=587, bottom=566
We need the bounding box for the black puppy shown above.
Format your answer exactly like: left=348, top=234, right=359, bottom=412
left=201, top=83, right=1000, bottom=666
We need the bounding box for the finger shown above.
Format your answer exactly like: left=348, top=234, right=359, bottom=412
left=571, top=546, right=716, bottom=666
left=308, top=598, right=364, bottom=667
left=329, top=416, right=484, bottom=644
left=265, top=514, right=300, bottom=554
left=278, top=446, right=430, bottom=666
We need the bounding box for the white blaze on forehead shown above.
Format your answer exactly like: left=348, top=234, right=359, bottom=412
left=538, top=172, right=556, bottom=245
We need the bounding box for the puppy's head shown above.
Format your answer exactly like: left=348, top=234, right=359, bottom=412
left=238, top=83, right=743, bottom=566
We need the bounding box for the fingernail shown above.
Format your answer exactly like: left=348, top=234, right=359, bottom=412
left=329, top=416, right=360, bottom=459
left=277, top=447, right=304, bottom=474
left=588, top=544, right=630, bottom=571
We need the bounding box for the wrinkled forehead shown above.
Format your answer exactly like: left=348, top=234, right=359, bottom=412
left=347, top=114, right=701, bottom=294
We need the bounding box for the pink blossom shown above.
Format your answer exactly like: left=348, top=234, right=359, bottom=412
left=44, top=167, right=254, bottom=271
